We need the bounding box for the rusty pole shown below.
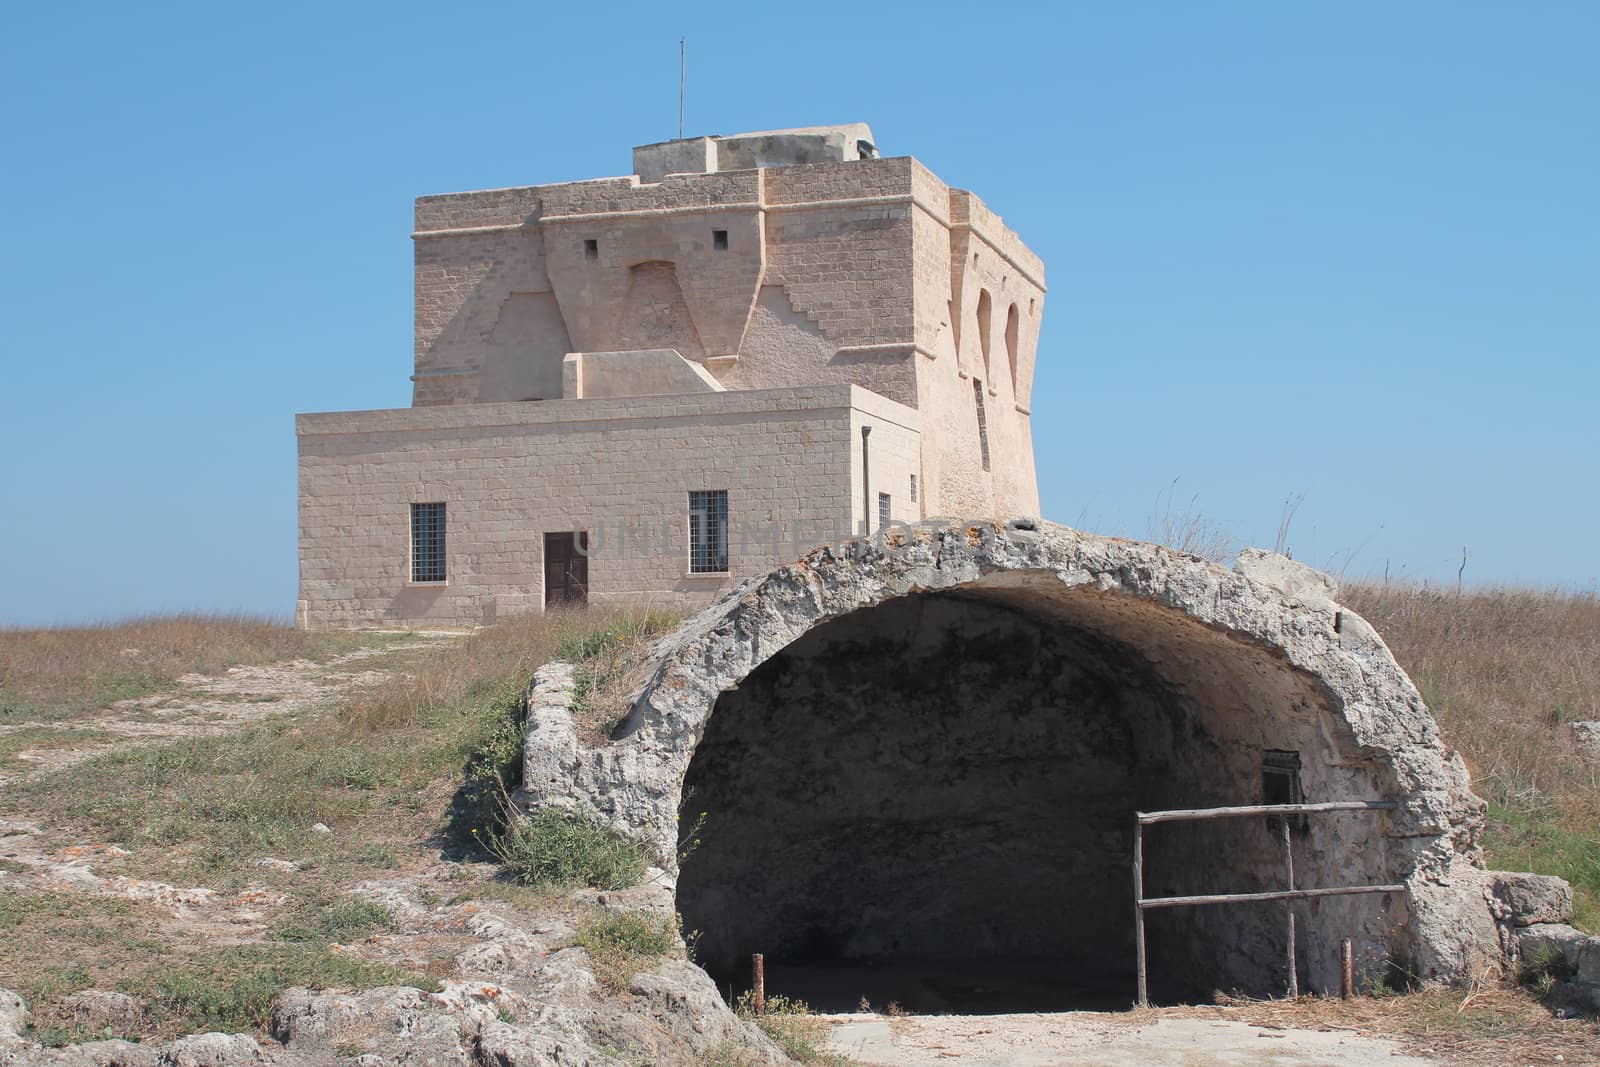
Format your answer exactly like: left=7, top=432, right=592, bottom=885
left=751, top=953, right=766, bottom=1015
left=1133, top=816, right=1148, bottom=1007
left=1280, top=816, right=1298, bottom=998
left=1340, top=939, right=1354, bottom=999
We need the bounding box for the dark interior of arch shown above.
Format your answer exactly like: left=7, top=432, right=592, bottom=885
left=677, top=580, right=1400, bottom=1013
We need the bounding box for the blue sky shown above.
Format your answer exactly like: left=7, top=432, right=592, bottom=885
left=2, top=1, right=1595, bottom=625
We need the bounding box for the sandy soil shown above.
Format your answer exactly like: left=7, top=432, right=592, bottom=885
left=826, top=1012, right=1437, bottom=1066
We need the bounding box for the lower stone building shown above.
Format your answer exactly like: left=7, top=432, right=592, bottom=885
left=297, top=383, right=918, bottom=628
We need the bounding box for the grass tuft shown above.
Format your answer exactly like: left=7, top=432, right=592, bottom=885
left=557, top=609, right=680, bottom=740
left=571, top=910, right=678, bottom=991
left=734, top=993, right=853, bottom=1065
left=492, top=807, right=650, bottom=891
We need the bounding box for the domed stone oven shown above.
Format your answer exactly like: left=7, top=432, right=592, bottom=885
left=522, top=519, right=1535, bottom=1010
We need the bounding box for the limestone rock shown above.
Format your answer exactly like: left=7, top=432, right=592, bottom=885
left=626, top=962, right=787, bottom=1064
left=58, top=992, right=143, bottom=1036
left=0, top=988, right=26, bottom=1046
left=473, top=1021, right=620, bottom=1067
left=1571, top=721, right=1600, bottom=756
left=8, top=1031, right=292, bottom=1067
left=158, top=1033, right=284, bottom=1067
left=1487, top=871, right=1573, bottom=927
left=1233, top=547, right=1339, bottom=607
left=270, top=986, right=472, bottom=1065
left=1518, top=922, right=1587, bottom=966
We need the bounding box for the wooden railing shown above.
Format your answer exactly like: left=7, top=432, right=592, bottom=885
left=1133, top=800, right=1404, bottom=1006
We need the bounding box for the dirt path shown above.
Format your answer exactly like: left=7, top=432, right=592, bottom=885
left=0, top=633, right=460, bottom=932
left=0, top=633, right=455, bottom=786
left=826, top=1012, right=1436, bottom=1066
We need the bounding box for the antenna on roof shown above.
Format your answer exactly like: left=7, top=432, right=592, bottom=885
left=678, top=36, right=686, bottom=139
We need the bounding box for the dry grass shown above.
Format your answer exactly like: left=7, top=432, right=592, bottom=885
left=1170, top=986, right=1600, bottom=1065
left=1345, top=583, right=1600, bottom=928
left=570, top=909, right=680, bottom=991
left=1, top=603, right=678, bottom=1040
left=343, top=604, right=673, bottom=736
left=12, top=606, right=674, bottom=888
left=0, top=614, right=369, bottom=724
left=0, top=890, right=426, bottom=1043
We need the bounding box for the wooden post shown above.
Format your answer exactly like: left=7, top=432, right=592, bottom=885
left=751, top=953, right=766, bottom=1015
left=1340, top=938, right=1354, bottom=999
left=1134, top=815, right=1148, bottom=1007
left=1280, top=816, right=1298, bottom=998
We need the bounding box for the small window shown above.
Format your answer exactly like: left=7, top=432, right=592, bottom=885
left=583, top=238, right=598, bottom=260
left=689, top=490, right=729, bottom=573
left=972, top=378, right=991, bottom=472
left=712, top=229, right=728, bottom=251
left=878, top=492, right=892, bottom=530
left=909, top=473, right=918, bottom=502
left=1263, top=750, right=1308, bottom=833
left=410, top=502, right=447, bottom=583
left=1005, top=303, right=1020, bottom=389
left=976, top=289, right=993, bottom=376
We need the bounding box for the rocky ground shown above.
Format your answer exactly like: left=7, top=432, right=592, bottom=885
left=0, top=636, right=787, bottom=1066
left=2, top=631, right=1595, bottom=1066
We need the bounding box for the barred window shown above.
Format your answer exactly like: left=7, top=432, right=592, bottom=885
left=688, top=490, right=729, bottom=573
left=909, top=473, right=918, bottom=502
left=410, top=502, right=447, bottom=583
left=878, top=492, right=892, bottom=530
left=973, top=378, right=991, bottom=472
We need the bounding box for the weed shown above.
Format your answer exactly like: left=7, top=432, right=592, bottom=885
left=135, top=946, right=431, bottom=1034
left=555, top=610, right=680, bottom=740
left=571, top=910, right=678, bottom=991
left=274, top=898, right=395, bottom=943
left=1365, top=957, right=1422, bottom=998
left=452, top=683, right=531, bottom=842
left=355, top=843, right=400, bottom=869
left=323, top=899, right=397, bottom=939
left=702, top=1041, right=761, bottom=1067
left=492, top=806, right=649, bottom=891
left=1515, top=942, right=1574, bottom=995
left=734, top=993, right=852, bottom=1066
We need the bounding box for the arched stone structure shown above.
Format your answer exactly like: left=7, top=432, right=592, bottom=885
left=522, top=519, right=1506, bottom=1008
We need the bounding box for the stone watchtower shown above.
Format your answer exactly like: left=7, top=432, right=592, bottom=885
left=296, top=124, right=1047, bottom=628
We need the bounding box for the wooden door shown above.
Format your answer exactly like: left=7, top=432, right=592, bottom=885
left=543, top=531, right=589, bottom=607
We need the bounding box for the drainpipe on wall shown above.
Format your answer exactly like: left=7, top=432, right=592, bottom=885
left=860, top=425, right=872, bottom=536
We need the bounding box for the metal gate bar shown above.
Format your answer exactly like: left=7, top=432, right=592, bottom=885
left=1133, top=800, right=1401, bottom=1007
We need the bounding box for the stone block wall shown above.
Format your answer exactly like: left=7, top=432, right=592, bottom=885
left=296, top=385, right=913, bottom=628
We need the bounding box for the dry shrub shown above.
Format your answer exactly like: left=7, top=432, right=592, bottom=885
left=1345, top=583, right=1600, bottom=925
left=1175, top=985, right=1600, bottom=1065
left=344, top=601, right=675, bottom=735
left=0, top=614, right=364, bottom=722
left=344, top=605, right=657, bottom=734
